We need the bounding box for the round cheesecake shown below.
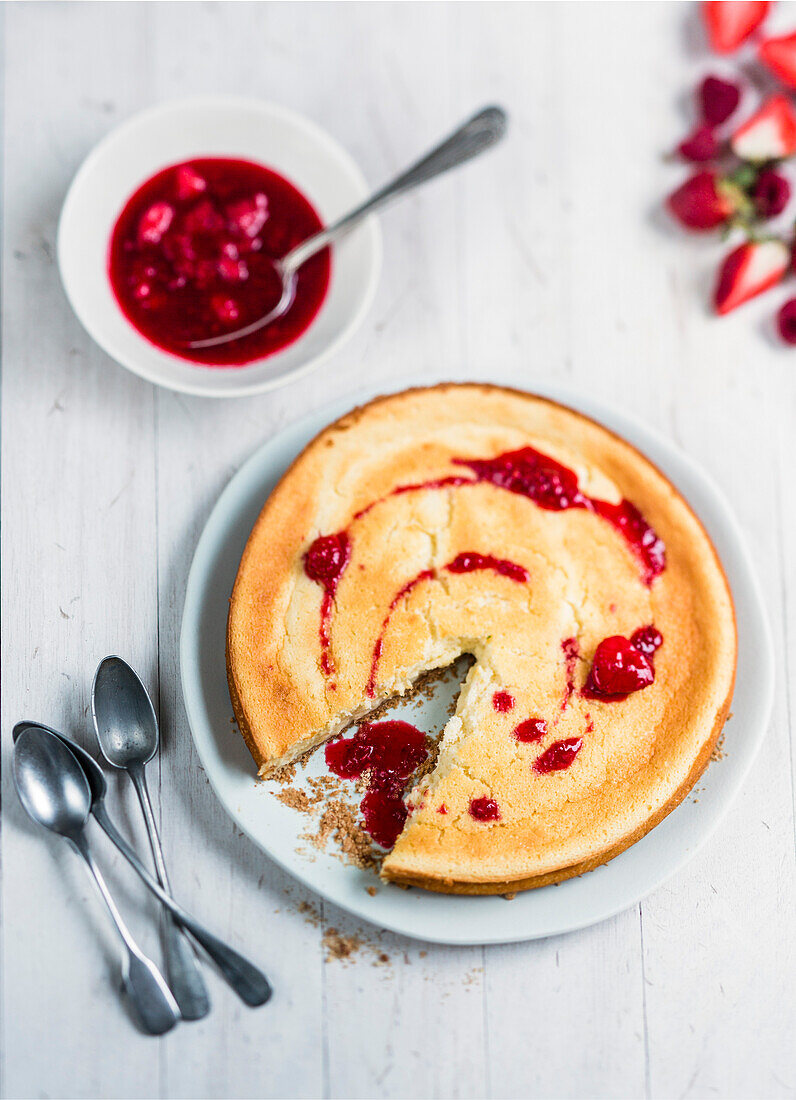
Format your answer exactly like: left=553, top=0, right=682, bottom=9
left=227, top=384, right=736, bottom=893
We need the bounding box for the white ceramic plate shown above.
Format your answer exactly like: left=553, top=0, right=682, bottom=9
left=180, top=380, right=773, bottom=944
left=58, top=96, right=381, bottom=397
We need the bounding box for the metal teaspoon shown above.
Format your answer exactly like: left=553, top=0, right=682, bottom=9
left=12, top=727, right=179, bottom=1035
left=186, top=104, right=508, bottom=349
left=90, top=656, right=210, bottom=1020
left=13, top=720, right=271, bottom=1007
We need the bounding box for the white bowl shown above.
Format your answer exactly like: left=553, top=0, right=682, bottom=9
left=57, top=96, right=381, bottom=397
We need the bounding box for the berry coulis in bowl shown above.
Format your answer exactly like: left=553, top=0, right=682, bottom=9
left=108, top=157, right=330, bottom=366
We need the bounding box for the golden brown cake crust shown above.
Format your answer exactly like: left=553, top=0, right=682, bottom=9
left=226, top=383, right=737, bottom=893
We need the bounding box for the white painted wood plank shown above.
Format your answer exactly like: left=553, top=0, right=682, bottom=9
left=1, top=3, right=794, bottom=1099
left=582, top=5, right=796, bottom=1098
left=151, top=360, right=327, bottom=1099
left=486, top=912, right=646, bottom=1100
left=1, top=4, right=165, bottom=1098
left=322, top=912, right=488, bottom=1100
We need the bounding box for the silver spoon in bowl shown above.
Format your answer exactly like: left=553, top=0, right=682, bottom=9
left=90, top=656, right=210, bottom=1020
left=12, top=727, right=180, bottom=1035
left=13, top=720, right=272, bottom=1007
left=187, top=104, right=508, bottom=350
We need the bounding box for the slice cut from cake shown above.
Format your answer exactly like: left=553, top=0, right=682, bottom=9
left=227, top=384, right=736, bottom=893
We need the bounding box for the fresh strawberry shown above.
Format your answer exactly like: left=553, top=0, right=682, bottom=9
left=699, top=75, right=742, bottom=125
left=759, top=32, right=796, bottom=88
left=714, top=238, right=790, bottom=314
left=666, top=170, right=735, bottom=229
left=753, top=167, right=791, bottom=216
left=777, top=297, right=796, bottom=341
left=703, top=1, right=771, bottom=53
left=678, top=125, right=721, bottom=162
left=175, top=165, right=207, bottom=201
left=732, top=94, right=796, bottom=160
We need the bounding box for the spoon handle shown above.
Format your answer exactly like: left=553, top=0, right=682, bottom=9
left=127, top=766, right=210, bottom=1021
left=94, top=804, right=272, bottom=1006
left=282, top=105, right=508, bottom=274
left=69, top=831, right=179, bottom=1035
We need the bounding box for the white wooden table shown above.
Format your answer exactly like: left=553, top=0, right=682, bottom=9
left=1, top=3, right=794, bottom=1098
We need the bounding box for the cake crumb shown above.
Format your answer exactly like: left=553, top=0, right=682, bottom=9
left=503, top=891, right=517, bottom=900
left=710, top=731, right=726, bottom=762
left=274, top=787, right=317, bottom=812
left=269, top=761, right=297, bottom=784
left=304, top=799, right=379, bottom=869
left=323, top=927, right=362, bottom=961
left=297, top=899, right=322, bottom=926
left=366, top=885, right=377, bottom=897
left=321, top=927, right=395, bottom=967
left=307, top=774, right=343, bottom=799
